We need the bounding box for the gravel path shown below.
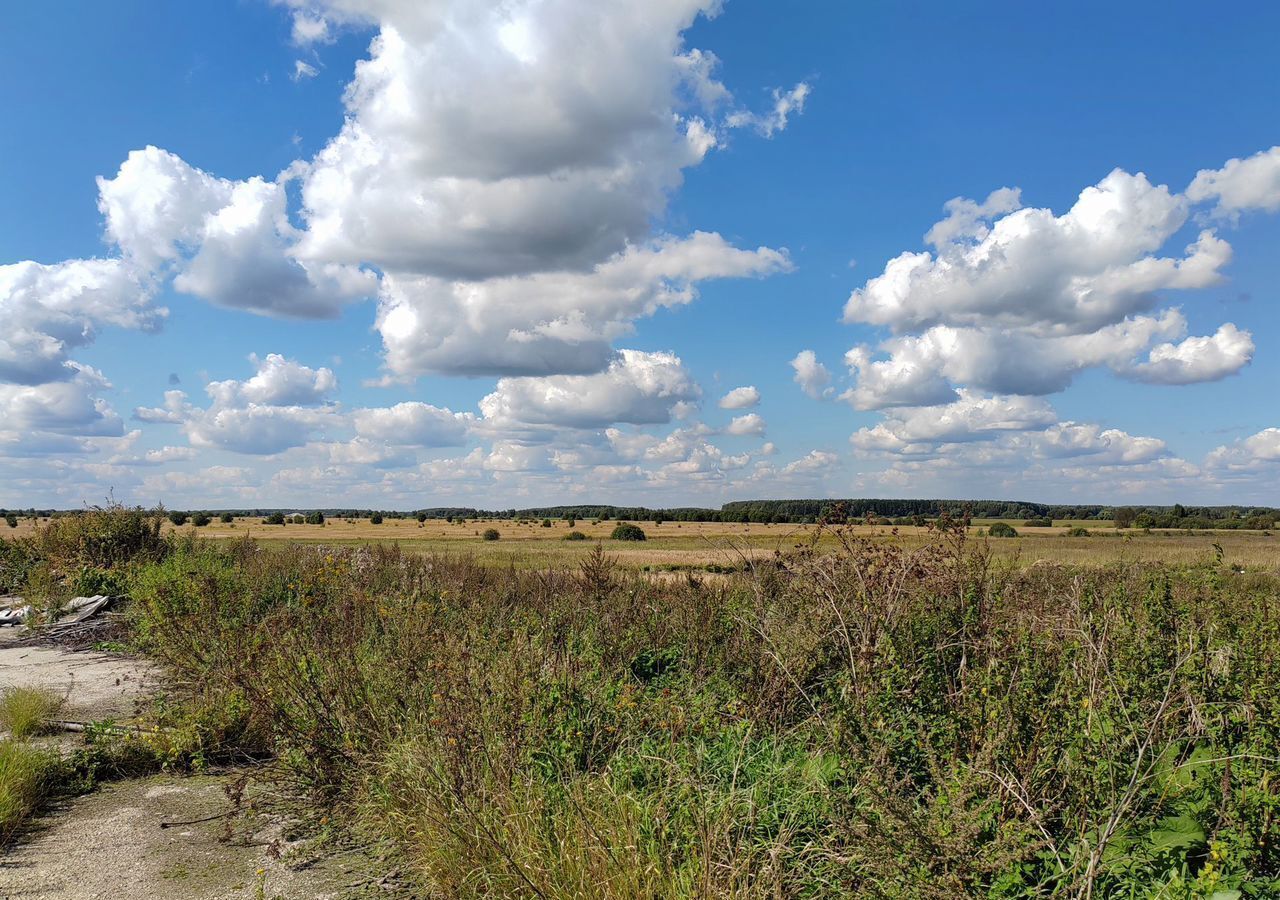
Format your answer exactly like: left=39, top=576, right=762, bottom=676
left=0, top=632, right=155, bottom=725
left=0, top=634, right=410, bottom=899
left=0, top=774, right=360, bottom=899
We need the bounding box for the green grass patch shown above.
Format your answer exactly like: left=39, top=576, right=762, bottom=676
left=0, top=686, right=65, bottom=738
left=0, top=740, right=60, bottom=844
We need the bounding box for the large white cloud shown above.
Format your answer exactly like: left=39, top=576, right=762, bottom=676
left=284, top=0, right=803, bottom=281
left=842, top=311, right=1254, bottom=409
left=0, top=258, right=160, bottom=385
left=833, top=162, right=1258, bottom=412
left=98, top=147, right=375, bottom=318
left=845, top=172, right=1231, bottom=334
left=479, top=349, right=700, bottom=429
left=375, top=232, right=788, bottom=378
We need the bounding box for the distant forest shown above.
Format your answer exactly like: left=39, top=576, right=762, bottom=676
left=5, top=499, right=1277, bottom=530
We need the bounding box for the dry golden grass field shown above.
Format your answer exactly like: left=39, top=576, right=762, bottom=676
left=8, top=514, right=1272, bottom=571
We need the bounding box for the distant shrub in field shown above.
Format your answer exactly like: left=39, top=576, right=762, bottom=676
left=987, top=522, right=1017, bottom=537
left=482, top=528, right=500, bottom=541
left=1022, top=517, right=1053, bottom=528
left=610, top=523, right=646, bottom=541
left=306, top=511, right=325, bottom=525
left=167, top=511, right=188, bottom=526
left=370, top=514, right=384, bottom=525
left=219, top=513, right=233, bottom=524
left=264, top=513, right=285, bottom=526
left=541, top=518, right=552, bottom=528
left=291, top=515, right=306, bottom=526
left=563, top=531, right=587, bottom=541
left=416, top=513, right=427, bottom=523
left=1066, top=526, right=1091, bottom=537
left=566, top=517, right=575, bottom=527
left=191, top=514, right=211, bottom=527
left=4, top=515, right=16, bottom=528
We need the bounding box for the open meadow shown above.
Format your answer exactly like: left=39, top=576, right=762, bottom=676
left=7, top=514, right=1277, bottom=572
left=88, top=515, right=1280, bottom=572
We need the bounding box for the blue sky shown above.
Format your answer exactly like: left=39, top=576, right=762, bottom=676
left=2, top=0, right=1278, bottom=509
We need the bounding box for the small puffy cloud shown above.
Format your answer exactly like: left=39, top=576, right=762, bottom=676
left=479, top=349, right=700, bottom=429
left=782, top=449, right=838, bottom=475
left=201, top=356, right=334, bottom=410
left=719, top=385, right=760, bottom=409
left=1187, top=146, right=1280, bottom=215
left=790, top=350, right=832, bottom=399
left=206, top=353, right=338, bottom=407
left=351, top=401, right=471, bottom=447
left=724, top=413, right=766, bottom=436
left=1128, top=323, right=1254, bottom=385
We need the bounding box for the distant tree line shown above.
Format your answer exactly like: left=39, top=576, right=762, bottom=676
left=7, top=500, right=1276, bottom=531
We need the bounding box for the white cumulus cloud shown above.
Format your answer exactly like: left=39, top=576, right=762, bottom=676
left=718, top=385, right=760, bottom=409
left=479, top=349, right=700, bottom=429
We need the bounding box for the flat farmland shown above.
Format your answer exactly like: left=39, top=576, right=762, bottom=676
left=126, top=516, right=1280, bottom=570
left=6, top=514, right=1275, bottom=570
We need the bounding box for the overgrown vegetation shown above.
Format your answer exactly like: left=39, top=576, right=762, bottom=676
left=5, top=507, right=1280, bottom=895
left=104, top=520, right=1280, bottom=896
